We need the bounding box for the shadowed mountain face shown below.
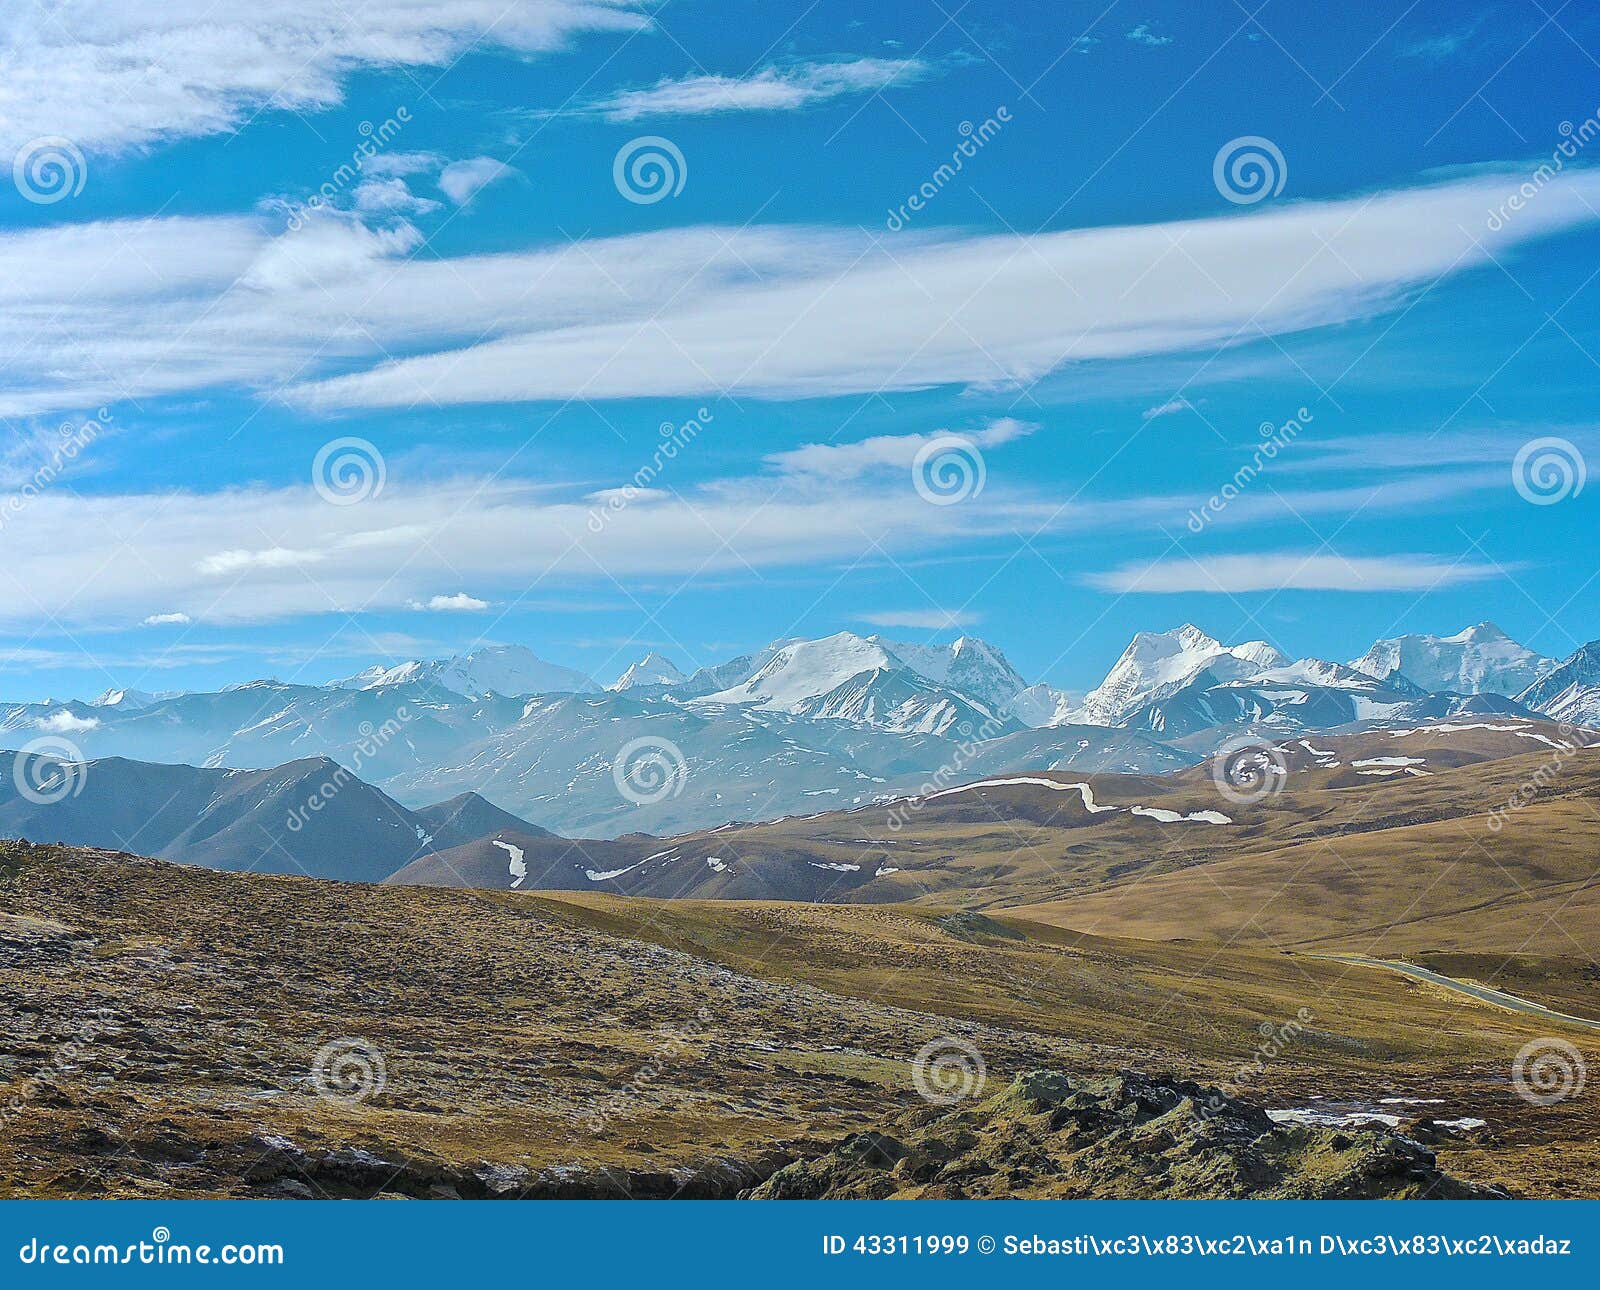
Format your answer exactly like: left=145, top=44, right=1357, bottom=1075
left=0, top=753, right=542, bottom=883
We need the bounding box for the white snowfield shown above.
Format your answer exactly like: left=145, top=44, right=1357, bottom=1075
left=491, top=838, right=527, bottom=889
left=921, top=776, right=1232, bottom=824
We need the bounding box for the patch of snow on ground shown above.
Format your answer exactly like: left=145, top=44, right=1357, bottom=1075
left=923, top=776, right=1231, bottom=824
left=705, top=857, right=727, bottom=872
left=1267, top=1107, right=1402, bottom=1129
left=809, top=861, right=860, bottom=872
left=1131, top=805, right=1233, bottom=825
left=491, top=839, right=527, bottom=889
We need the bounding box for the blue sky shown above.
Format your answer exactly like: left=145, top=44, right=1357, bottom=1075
left=0, top=0, right=1597, bottom=701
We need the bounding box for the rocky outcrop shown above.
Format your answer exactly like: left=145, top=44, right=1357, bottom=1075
left=745, top=1071, right=1506, bottom=1199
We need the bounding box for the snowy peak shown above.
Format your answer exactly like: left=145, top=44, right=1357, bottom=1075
left=1073, top=625, right=1289, bottom=727
left=608, top=652, right=686, bottom=692
left=1351, top=622, right=1556, bottom=696
left=1006, top=682, right=1076, bottom=728
left=699, top=630, right=1030, bottom=721
left=706, top=632, right=897, bottom=709
left=89, top=687, right=172, bottom=710
left=789, top=666, right=1018, bottom=737
left=1514, top=639, right=1600, bottom=720
left=337, top=645, right=598, bottom=699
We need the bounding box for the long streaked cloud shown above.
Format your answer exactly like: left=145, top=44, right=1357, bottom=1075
left=1087, top=552, right=1504, bottom=594
left=765, top=418, right=1035, bottom=481
left=285, top=170, right=1600, bottom=408
left=586, top=57, right=938, bottom=120
left=0, top=443, right=1509, bottom=629
left=0, top=0, right=650, bottom=154
left=3, top=170, right=1599, bottom=418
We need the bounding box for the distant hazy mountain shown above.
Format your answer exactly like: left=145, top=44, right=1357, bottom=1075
left=608, top=652, right=686, bottom=691
left=1350, top=622, right=1555, bottom=696
left=787, top=667, right=1019, bottom=737
left=0, top=752, right=541, bottom=882
left=89, top=688, right=176, bottom=711
left=697, top=631, right=1027, bottom=717
left=8, top=623, right=1589, bottom=841
left=335, top=644, right=598, bottom=698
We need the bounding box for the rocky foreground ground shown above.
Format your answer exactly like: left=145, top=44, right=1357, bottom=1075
left=749, top=1071, right=1500, bottom=1199
left=0, top=842, right=1578, bottom=1199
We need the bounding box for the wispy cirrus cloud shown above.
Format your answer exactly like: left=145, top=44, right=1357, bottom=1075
left=410, top=592, right=490, bottom=612
left=0, top=0, right=651, bottom=154
left=1087, top=552, right=1504, bottom=594
left=584, top=57, right=940, bottom=120
left=0, top=452, right=1506, bottom=631
left=4, top=171, right=1600, bottom=420
left=765, top=418, right=1036, bottom=482
left=438, top=157, right=519, bottom=205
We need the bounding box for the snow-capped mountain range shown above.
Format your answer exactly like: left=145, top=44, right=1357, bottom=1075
left=3, top=621, right=1592, bottom=837
left=1349, top=622, right=1557, bottom=697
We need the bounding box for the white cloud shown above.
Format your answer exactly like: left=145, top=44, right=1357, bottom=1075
left=196, top=547, right=326, bottom=576
left=5, top=171, right=1600, bottom=418
left=37, top=710, right=100, bottom=733
left=1087, top=553, right=1502, bottom=594
left=0, top=454, right=1504, bottom=632
left=352, top=178, right=441, bottom=216
left=766, top=418, right=1035, bottom=481
left=1125, top=22, right=1174, bottom=47
left=410, top=592, right=490, bottom=611
left=858, top=609, right=980, bottom=629
left=1141, top=397, right=1194, bottom=420
left=141, top=612, right=192, bottom=626
left=589, top=57, right=936, bottom=120
left=288, top=170, right=1600, bottom=410
left=438, top=157, right=519, bottom=205
left=0, top=1, right=651, bottom=154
